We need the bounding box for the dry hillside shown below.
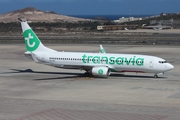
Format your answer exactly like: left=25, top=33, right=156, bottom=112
left=0, top=7, right=89, bottom=23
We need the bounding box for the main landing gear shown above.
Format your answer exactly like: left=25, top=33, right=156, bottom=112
left=84, top=71, right=92, bottom=77
left=154, top=75, right=158, bottom=78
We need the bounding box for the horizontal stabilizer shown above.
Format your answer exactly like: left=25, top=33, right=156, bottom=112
left=24, top=52, right=33, bottom=60
left=31, top=53, right=39, bottom=63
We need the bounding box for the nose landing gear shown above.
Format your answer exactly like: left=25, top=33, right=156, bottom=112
left=154, top=72, right=164, bottom=78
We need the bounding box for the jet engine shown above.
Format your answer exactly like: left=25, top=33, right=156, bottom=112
left=92, top=66, right=110, bottom=77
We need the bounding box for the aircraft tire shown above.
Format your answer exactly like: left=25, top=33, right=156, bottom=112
left=154, top=75, right=158, bottom=78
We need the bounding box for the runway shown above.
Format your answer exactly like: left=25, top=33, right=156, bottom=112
left=0, top=44, right=180, bottom=120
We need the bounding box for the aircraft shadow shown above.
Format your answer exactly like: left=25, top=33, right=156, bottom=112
left=110, top=73, right=166, bottom=79
left=34, top=76, right=83, bottom=81
left=1, top=69, right=166, bottom=80
left=3, top=69, right=84, bottom=80
left=6, top=69, right=82, bottom=75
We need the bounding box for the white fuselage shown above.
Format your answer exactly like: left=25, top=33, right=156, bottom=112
left=33, top=51, right=174, bottom=74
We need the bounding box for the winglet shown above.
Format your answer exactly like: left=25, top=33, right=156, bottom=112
left=100, top=45, right=106, bottom=54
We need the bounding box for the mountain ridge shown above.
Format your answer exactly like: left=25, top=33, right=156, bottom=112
left=0, top=7, right=89, bottom=23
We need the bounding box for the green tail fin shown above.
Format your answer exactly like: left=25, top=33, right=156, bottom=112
left=20, top=21, right=56, bottom=53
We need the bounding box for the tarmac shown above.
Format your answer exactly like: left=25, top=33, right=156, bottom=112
left=0, top=44, right=180, bottom=120
left=111, top=29, right=180, bottom=34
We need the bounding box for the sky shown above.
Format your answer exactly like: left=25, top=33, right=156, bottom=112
left=0, top=0, right=179, bottom=15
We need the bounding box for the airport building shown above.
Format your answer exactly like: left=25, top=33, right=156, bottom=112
left=97, top=25, right=138, bottom=31
left=114, top=17, right=142, bottom=23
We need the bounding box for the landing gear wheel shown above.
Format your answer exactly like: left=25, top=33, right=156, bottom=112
left=84, top=71, right=91, bottom=77
left=154, top=75, right=158, bottom=78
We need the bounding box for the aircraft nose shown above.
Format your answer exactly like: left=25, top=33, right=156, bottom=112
left=167, top=63, right=174, bottom=70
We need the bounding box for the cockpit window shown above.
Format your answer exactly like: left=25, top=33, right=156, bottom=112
left=159, top=61, right=167, bottom=64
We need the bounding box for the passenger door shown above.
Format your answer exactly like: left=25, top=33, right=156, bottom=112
left=149, top=59, right=154, bottom=68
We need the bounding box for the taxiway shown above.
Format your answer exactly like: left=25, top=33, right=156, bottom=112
left=0, top=44, right=180, bottom=120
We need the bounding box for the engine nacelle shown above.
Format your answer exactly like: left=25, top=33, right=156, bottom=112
left=92, top=66, right=110, bottom=77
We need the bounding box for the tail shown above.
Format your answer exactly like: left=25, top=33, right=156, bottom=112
left=20, top=21, right=56, bottom=53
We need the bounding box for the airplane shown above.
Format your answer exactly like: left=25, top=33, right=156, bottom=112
left=124, top=28, right=129, bottom=31
left=143, top=25, right=171, bottom=30
left=153, top=26, right=163, bottom=31
left=19, top=20, right=174, bottom=78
